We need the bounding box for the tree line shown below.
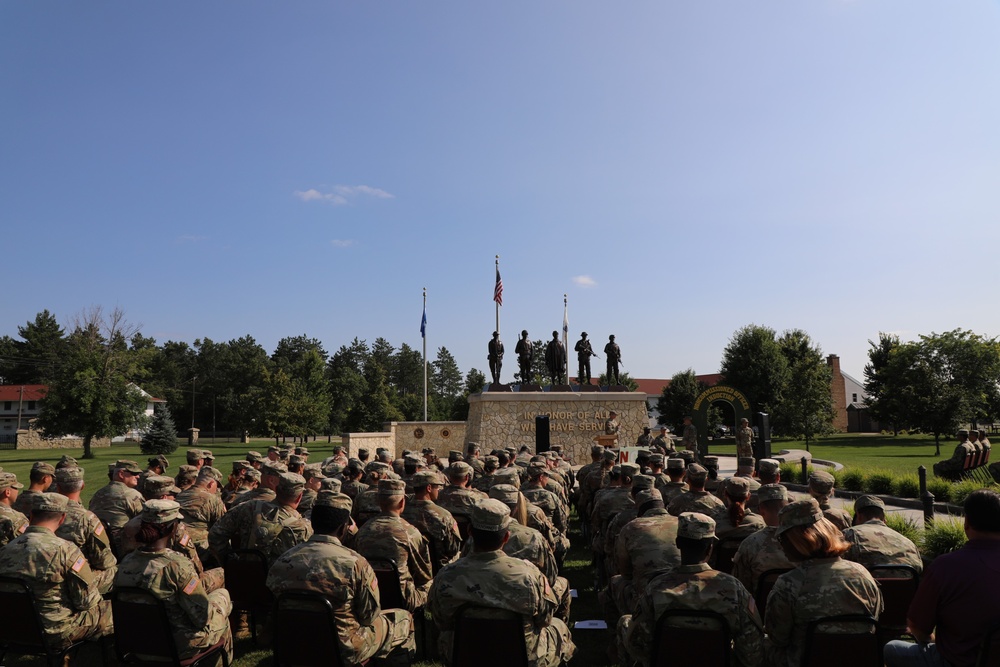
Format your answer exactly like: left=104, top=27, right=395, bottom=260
left=0, top=308, right=486, bottom=456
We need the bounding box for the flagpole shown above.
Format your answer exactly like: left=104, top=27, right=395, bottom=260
left=422, top=288, right=428, bottom=422
left=495, top=255, right=500, bottom=334
left=563, top=293, right=569, bottom=384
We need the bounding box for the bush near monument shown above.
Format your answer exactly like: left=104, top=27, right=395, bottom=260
left=141, top=405, right=179, bottom=455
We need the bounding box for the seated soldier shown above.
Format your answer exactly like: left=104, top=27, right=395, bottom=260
left=806, top=471, right=851, bottom=531
left=667, top=464, right=724, bottom=517
left=731, top=484, right=794, bottom=594
left=843, top=495, right=922, bottom=573
left=934, top=429, right=976, bottom=480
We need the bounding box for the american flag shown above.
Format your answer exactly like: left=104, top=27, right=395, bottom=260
left=493, top=267, right=503, bottom=306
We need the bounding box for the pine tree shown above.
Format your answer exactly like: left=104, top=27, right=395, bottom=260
left=141, top=405, right=179, bottom=455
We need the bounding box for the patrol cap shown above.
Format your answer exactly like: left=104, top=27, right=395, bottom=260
left=677, top=512, right=716, bottom=539
left=33, top=492, right=69, bottom=513
left=114, top=460, right=142, bottom=474
left=958, top=429, right=969, bottom=438
left=288, top=455, right=305, bottom=467
left=294, top=447, right=309, bottom=456
left=0, top=473, right=24, bottom=490
left=620, top=463, right=640, bottom=478
left=491, top=468, right=521, bottom=488
left=54, top=467, right=84, bottom=485
left=632, top=474, right=655, bottom=491
left=808, top=470, right=836, bottom=495
left=148, top=455, right=169, bottom=470
left=197, top=466, right=223, bottom=485
left=201, top=450, right=214, bottom=461
left=758, top=459, right=781, bottom=475
left=245, top=469, right=262, bottom=483
left=268, top=445, right=281, bottom=454
left=302, top=466, right=327, bottom=481
left=410, top=470, right=445, bottom=487
left=319, top=477, right=343, bottom=493
left=447, top=462, right=474, bottom=479
left=232, top=460, right=252, bottom=474
left=611, top=465, right=622, bottom=476
left=776, top=498, right=824, bottom=536
left=175, top=465, right=199, bottom=486
left=471, top=499, right=511, bottom=532
left=649, top=454, right=665, bottom=466
left=277, top=472, right=306, bottom=497
left=591, top=445, right=605, bottom=456
left=404, top=454, right=424, bottom=467
left=737, top=457, right=756, bottom=471
left=757, top=483, right=788, bottom=504
left=314, top=491, right=352, bottom=511
left=483, top=455, right=499, bottom=470
left=262, top=461, right=288, bottom=477
left=421, top=448, right=435, bottom=455
left=635, top=488, right=663, bottom=506
left=724, top=476, right=751, bottom=497
left=246, top=451, right=263, bottom=463
left=186, top=449, right=205, bottom=463
left=378, top=479, right=406, bottom=497
left=366, top=461, right=390, bottom=474
left=57, top=455, right=79, bottom=469
left=678, top=451, right=696, bottom=463
left=602, top=450, right=618, bottom=463
left=488, top=483, right=520, bottom=505
left=854, top=495, right=885, bottom=512
left=666, top=458, right=685, bottom=471
left=702, top=456, right=719, bottom=468
left=145, top=475, right=181, bottom=497
left=141, top=499, right=183, bottom=524
left=527, top=463, right=549, bottom=480
left=686, top=463, right=708, bottom=482
left=448, top=450, right=463, bottom=462
left=31, top=461, right=56, bottom=476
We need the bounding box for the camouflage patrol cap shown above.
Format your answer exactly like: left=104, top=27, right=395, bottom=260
left=757, top=484, right=788, bottom=504
left=197, top=466, right=223, bottom=485
left=0, top=473, right=24, bottom=490
left=649, top=454, right=665, bottom=466
left=686, top=464, right=708, bottom=482
left=410, top=470, right=445, bottom=487
left=54, top=467, right=84, bottom=485
left=776, top=498, right=824, bottom=537
left=319, top=477, right=342, bottom=492
left=277, top=472, right=306, bottom=497
left=421, top=448, right=435, bottom=455
left=114, top=460, right=142, bottom=474
left=302, top=466, right=326, bottom=481
left=294, top=447, right=309, bottom=456
left=527, top=463, right=549, bottom=479
left=31, top=461, right=56, bottom=476
left=724, top=476, right=751, bottom=497
left=483, top=456, right=499, bottom=471
left=186, top=449, right=205, bottom=463
left=314, top=491, right=352, bottom=511
left=620, top=463, right=640, bottom=478
left=488, top=484, right=520, bottom=505
left=602, top=450, right=618, bottom=463
left=148, top=455, right=169, bottom=470
left=141, top=499, right=183, bottom=524
left=244, top=469, right=261, bottom=483
left=201, top=450, right=214, bottom=461
left=703, top=456, right=719, bottom=468
left=677, top=512, right=716, bottom=539
left=471, top=499, right=511, bottom=532
left=232, top=460, right=252, bottom=474
left=635, top=488, right=662, bottom=506
left=854, top=495, right=885, bottom=512
left=404, top=454, right=424, bottom=468
left=678, top=451, right=696, bottom=464
left=737, top=457, right=756, bottom=474
left=366, top=461, right=390, bottom=474
left=246, top=451, right=263, bottom=463
left=288, top=455, right=305, bottom=466
left=145, top=475, right=180, bottom=497
left=33, top=492, right=69, bottom=513
left=808, top=470, right=836, bottom=495
left=447, top=462, right=474, bottom=479
left=632, top=474, right=655, bottom=491
left=591, top=445, right=605, bottom=456
left=175, top=465, right=199, bottom=486
left=268, top=445, right=281, bottom=454
left=261, top=461, right=288, bottom=477
left=56, top=455, right=78, bottom=469
left=378, top=479, right=406, bottom=497
left=611, top=465, right=622, bottom=476
left=958, top=429, right=969, bottom=438
left=758, top=459, right=781, bottom=475
left=666, top=458, right=685, bottom=471
left=448, top=450, right=463, bottom=462
left=491, top=468, right=521, bottom=488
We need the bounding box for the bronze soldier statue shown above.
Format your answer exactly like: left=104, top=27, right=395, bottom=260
left=604, top=335, right=622, bottom=386
left=488, top=331, right=504, bottom=385
left=515, top=330, right=533, bottom=384
left=575, top=332, right=596, bottom=385
left=545, top=331, right=566, bottom=385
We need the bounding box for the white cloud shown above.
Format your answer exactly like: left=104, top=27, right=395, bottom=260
left=294, top=184, right=394, bottom=205
left=572, top=275, right=597, bottom=287
left=330, top=239, right=354, bottom=248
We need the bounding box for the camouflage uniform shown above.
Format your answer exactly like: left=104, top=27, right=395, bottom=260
left=228, top=486, right=275, bottom=508
left=816, top=499, right=852, bottom=532
left=297, top=488, right=318, bottom=516
left=621, top=562, right=763, bottom=667
left=658, top=480, right=688, bottom=504
left=736, top=426, right=755, bottom=459
left=523, top=485, right=569, bottom=537
left=88, top=480, right=145, bottom=548
left=651, top=434, right=674, bottom=454
left=730, top=526, right=795, bottom=593
left=119, top=517, right=225, bottom=592
left=176, top=486, right=227, bottom=551
left=436, top=485, right=488, bottom=521
left=841, top=519, right=923, bottom=573
left=681, top=423, right=698, bottom=452
left=763, top=558, right=883, bottom=667
left=115, top=549, right=233, bottom=662
left=351, top=488, right=382, bottom=525
left=12, top=489, right=43, bottom=517
left=609, top=507, right=680, bottom=615
left=667, top=490, right=725, bottom=517
left=353, top=515, right=433, bottom=612
left=208, top=499, right=313, bottom=567
left=267, top=534, right=413, bottom=664
left=712, top=508, right=766, bottom=543
left=55, top=500, right=118, bottom=595
left=933, top=437, right=976, bottom=479
left=400, top=499, right=462, bottom=574
left=428, top=550, right=575, bottom=667
left=0, top=503, right=28, bottom=547
left=340, top=479, right=369, bottom=501
left=0, top=526, right=113, bottom=650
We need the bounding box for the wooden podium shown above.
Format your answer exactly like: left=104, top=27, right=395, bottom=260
left=595, top=434, right=618, bottom=448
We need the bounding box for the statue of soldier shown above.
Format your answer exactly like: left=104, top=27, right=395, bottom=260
left=515, top=330, right=533, bottom=384
left=575, top=332, right=596, bottom=385
left=488, top=331, right=504, bottom=385
left=604, top=335, right=622, bottom=386
left=545, top=331, right=566, bottom=385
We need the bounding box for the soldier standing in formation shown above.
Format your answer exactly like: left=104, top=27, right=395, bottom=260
left=488, top=331, right=504, bottom=385
left=545, top=331, right=566, bottom=385
left=604, top=335, right=622, bottom=386
left=515, top=330, right=533, bottom=385
left=574, top=332, right=596, bottom=385
left=681, top=416, right=699, bottom=456
left=736, top=418, right=755, bottom=459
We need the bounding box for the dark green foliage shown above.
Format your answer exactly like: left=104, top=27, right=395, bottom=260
left=865, top=470, right=895, bottom=495
left=840, top=469, right=866, bottom=492
left=919, top=518, right=967, bottom=560
left=720, top=324, right=789, bottom=415
left=885, top=514, right=922, bottom=544
left=140, top=405, right=179, bottom=455
left=927, top=478, right=952, bottom=502
left=657, top=369, right=704, bottom=433
left=893, top=475, right=921, bottom=498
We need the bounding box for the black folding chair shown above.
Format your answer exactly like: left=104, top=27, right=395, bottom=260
left=272, top=590, right=359, bottom=666
left=223, top=549, right=272, bottom=644
left=453, top=604, right=528, bottom=667
left=650, top=608, right=730, bottom=667
left=801, top=614, right=880, bottom=667
left=0, top=576, right=93, bottom=667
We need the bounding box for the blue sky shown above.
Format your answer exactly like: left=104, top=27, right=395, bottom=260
left=3, top=1, right=1000, bottom=385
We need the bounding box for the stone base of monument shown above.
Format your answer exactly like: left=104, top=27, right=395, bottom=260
left=466, top=390, right=648, bottom=464
left=487, top=383, right=512, bottom=392
left=550, top=385, right=573, bottom=392
left=517, top=384, right=544, bottom=392
left=575, top=384, right=601, bottom=392
left=606, top=385, right=630, bottom=392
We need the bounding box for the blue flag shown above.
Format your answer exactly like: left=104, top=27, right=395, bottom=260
left=420, top=306, right=427, bottom=338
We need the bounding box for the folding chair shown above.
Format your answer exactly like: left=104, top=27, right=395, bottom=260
left=869, top=564, right=919, bottom=643
left=754, top=568, right=792, bottom=618
left=0, top=576, right=93, bottom=667
left=272, top=590, right=360, bottom=667
left=650, top=608, right=730, bottom=667
left=452, top=604, right=528, bottom=667
left=369, top=559, right=428, bottom=659
left=801, top=614, right=880, bottom=667
left=223, top=549, right=272, bottom=644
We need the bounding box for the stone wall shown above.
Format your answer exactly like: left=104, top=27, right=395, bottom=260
left=341, top=431, right=395, bottom=460
left=390, top=422, right=467, bottom=458
left=466, top=391, right=649, bottom=464
left=16, top=429, right=111, bottom=450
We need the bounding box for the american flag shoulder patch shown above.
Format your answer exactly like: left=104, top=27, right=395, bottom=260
left=71, top=556, right=85, bottom=573
left=180, top=534, right=190, bottom=547
left=94, top=523, right=103, bottom=536
left=183, top=577, right=199, bottom=595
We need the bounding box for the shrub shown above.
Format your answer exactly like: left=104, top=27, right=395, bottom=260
left=140, top=406, right=179, bottom=456
left=840, top=469, right=866, bottom=492
left=866, top=470, right=895, bottom=495
left=919, top=517, right=967, bottom=560
left=893, top=475, right=921, bottom=499
left=951, top=480, right=995, bottom=505
left=885, top=513, right=922, bottom=544
left=779, top=462, right=798, bottom=483
left=927, top=478, right=952, bottom=503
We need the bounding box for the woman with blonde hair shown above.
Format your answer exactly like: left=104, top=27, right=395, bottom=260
left=763, top=498, right=883, bottom=667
